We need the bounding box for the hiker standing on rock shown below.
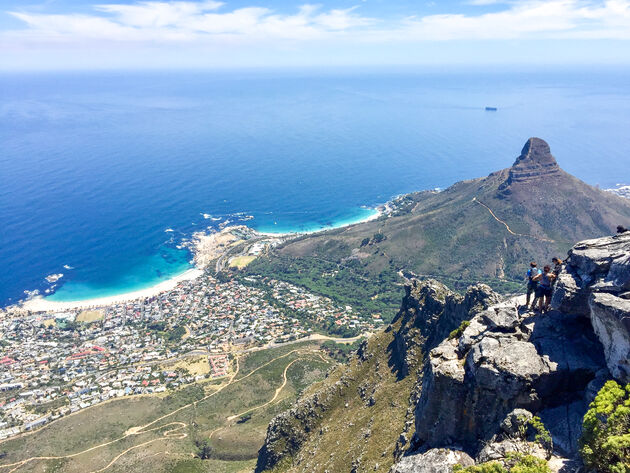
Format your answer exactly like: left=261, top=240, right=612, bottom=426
left=525, top=262, right=541, bottom=309
left=533, top=265, right=556, bottom=313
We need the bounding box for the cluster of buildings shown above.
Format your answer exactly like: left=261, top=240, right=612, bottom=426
left=0, top=273, right=377, bottom=439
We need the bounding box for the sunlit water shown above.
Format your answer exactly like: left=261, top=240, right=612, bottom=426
left=1, top=68, right=629, bottom=305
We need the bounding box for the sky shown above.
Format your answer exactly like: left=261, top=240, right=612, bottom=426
left=1, top=0, right=630, bottom=70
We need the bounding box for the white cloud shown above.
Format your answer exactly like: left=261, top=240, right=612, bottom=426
left=5, top=2, right=373, bottom=44
left=5, top=0, right=630, bottom=45
left=386, top=0, right=630, bottom=41
left=95, top=1, right=224, bottom=28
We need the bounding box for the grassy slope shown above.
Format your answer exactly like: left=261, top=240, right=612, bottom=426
left=0, top=343, right=329, bottom=473
left=248, top=167, right=630, bottom=311
left=262, top=318, right=419, bottom=473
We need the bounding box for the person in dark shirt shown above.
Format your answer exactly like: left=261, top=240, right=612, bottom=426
left=551, top=257, right=563, bottom=283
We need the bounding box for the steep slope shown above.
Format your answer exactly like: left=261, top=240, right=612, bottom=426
left=393, top=231, right=630, bottom=472
left=255, top=281, right=501, bottom=473
left=257, top=232, right=630, bottom=473
left=248, top=138, right=630, bottom=294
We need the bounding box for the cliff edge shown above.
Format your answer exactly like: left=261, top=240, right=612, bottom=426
left=256, top=233, right=630, bottom=473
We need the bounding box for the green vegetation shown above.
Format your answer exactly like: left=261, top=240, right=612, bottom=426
left=360, top=232, right=386, bottom=247
left=254, top=159, right=630, bottom=314
left=243, top=255, right=403, bottom=322
left=195, top=439, right=213, bottom=459
left=453, top=453, right=550, bottom=473
left=230, top=255, right=257, bottom=269
left=27, top=396, right=70, bottom=415
left=449, top=320, right=470, bottom=340
left=526, top=416, right=553, bottom=457
left=167, top=325, right=187, bottom=342
left=167, top=458, right=255, bottom=473
left=320, top=340, right=361, bottom=363
left=580, top=380, right=630, bottom=473
left=76, top=310, right=104, bottom=323
left=256, top=321, right=422, bottom=473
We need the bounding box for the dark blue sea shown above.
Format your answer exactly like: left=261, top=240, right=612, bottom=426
left=2, top=68, right=630, bottom=306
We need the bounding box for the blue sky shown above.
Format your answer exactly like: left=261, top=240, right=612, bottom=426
left=2, top=0, right=630, bottom=70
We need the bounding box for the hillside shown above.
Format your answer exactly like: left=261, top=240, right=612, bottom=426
left=255, top=281, right=502, bottom=472
left=0, top=343, right=329, bottom=473
left=255, top=232, right=630, bottom=473
left=244, top=138, right=630, bottom=315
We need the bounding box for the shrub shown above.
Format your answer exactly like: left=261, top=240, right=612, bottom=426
left=580, top=380, right=630, bottom=473
left=515, top=415, right=553, bottom=457
left=449, top=320, right=470, bottom=340
left=194, top=439, right=212, bottom=459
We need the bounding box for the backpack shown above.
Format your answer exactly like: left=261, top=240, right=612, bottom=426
left=528, top=268, right=539, bottom=280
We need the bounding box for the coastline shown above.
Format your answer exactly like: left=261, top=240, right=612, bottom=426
left=255, top=206, right=382, bottom=237
left=20, top=268, right=203, bottom=313
left=12, top=205, right=384, bottom=314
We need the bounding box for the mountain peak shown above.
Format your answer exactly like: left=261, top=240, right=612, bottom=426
left=507, top=137, right=561, bottom=183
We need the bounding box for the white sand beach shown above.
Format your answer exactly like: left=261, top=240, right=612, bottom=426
left=21, top=268, right=203, bottom=313
left=14, top=207, right=383, bottom=314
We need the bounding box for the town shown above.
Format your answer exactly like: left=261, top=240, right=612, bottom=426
left=0, top=272, right=378, bottom=440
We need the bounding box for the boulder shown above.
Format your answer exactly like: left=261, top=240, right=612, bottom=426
left=477, top=440, right=547, bottom=464
left=589, top=293, right=630, bottom=382
left=390, top=449, right=474, bottom=473
left=499, top=408, right=533, bottom=437
left=551, top=271, right=589, bottom=317
left=415, top=302, right=605, bottom=456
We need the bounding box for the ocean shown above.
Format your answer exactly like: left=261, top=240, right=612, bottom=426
left=1, top=68, right=630, bottom=306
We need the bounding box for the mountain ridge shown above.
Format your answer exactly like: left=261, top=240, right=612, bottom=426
left=246, top=138, right=630, bottom=301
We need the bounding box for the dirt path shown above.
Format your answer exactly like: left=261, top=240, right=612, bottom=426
left=0, top=348, right=319, bottom=473
left=472, top=197, right=554, bottom=243
left=210, top=352, right=328, bottom=442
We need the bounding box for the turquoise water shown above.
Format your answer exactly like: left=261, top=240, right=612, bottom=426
left=256, top=206, right=378, bottom=234
left=2, top=69, right=630, bottom=306
left=46, top=207, right=377, bottom=302
left=46, top=246, right=192, bottom=302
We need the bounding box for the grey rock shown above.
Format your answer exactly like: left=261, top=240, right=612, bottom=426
left=551, top=271, right=589, bottom=317
left=392, top=279, right=500, bottom=377
left=477, top=439, right=547, bottom=463
left=589, top=293, right=630, bottom=383
left=539, top=401, right=586, bottom=456
left=554, top=232, right=630, bottom=382
left=500, top=409, right=533, bottom=437
left=390, top=449, right=474, bottom=473
left=415, top=303, right=605, bottom=453
left=506, top=137, right=561, bottom=184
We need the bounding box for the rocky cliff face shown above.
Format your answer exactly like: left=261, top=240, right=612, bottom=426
left=413, top=298, right=606, bottom=457
left=255, top=280, right=499, bottom=473
left=552, top=232, right=630, bottom=382
left=256, top=233, right=630, bottom=473
left=391, top=280, right=502, bottom=378
left=506, top=137, right=561, bottom=184
left=394, top=232, right=630, bottom=471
